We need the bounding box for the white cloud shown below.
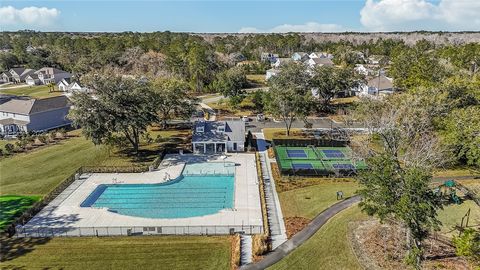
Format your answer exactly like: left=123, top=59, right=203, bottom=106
left=239, top=22, right=346, bottom=33
left=0, top=6, right=60, bottom=26
left=360, top=0, right=480, bottom=31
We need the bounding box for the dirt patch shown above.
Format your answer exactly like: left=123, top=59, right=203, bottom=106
left=349, top=219, right=473, bottom=270
left=284, top=216, right=311, bottom=239
left=267, top=148, right=275, bottom=159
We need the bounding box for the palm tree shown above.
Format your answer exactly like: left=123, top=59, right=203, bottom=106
left=47, top=82, right=55, bottom=93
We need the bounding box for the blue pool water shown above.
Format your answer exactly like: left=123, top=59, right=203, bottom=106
left=80, top=163, right=235, bottom=219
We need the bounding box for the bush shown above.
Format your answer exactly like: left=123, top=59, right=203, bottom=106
left=453, top=228, right=480, bottom=263
left=4, top=143, right=14, bottom=154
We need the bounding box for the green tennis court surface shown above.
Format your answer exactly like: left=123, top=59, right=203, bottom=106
left=274, top=145, right=366, bottom=174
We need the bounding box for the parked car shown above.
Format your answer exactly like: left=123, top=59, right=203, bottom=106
left=241, top=116, right=250, bottom=122
left=256, top=114, right=265, bottom=121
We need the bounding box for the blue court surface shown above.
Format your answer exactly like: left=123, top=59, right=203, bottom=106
left=322, top=150, right=345, bottom=158
left=332, top=164, right=355, bottom=170
left=287, top=149, right=307, bottom=158
left=292, top=163, right=314, bottom=170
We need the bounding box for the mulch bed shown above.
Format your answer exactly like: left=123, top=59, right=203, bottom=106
left=349, top=219, right=473, bottom=270
left=284, top=216, right=311, bottom=239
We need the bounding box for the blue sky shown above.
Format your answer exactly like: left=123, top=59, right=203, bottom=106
left=1, top=0, right=479, bottom=32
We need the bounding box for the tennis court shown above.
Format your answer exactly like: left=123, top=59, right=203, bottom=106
left=274, top=145, right=363, bottom=176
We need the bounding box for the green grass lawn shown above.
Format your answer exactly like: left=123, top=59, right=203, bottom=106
left=246, top=74, right=266, bottom=85
left=278, top=180, right=359, bottom=219
left=0, top=85, right=62, bottom=99
left=269, top=206, right=367, bottom=270
left=0, top=195, right=41, bottom=231
left=437, top=199, right=480, bottom=237
left=0, top=129, right=189, bottom=196
left=0, top=236, right=232, bottom=270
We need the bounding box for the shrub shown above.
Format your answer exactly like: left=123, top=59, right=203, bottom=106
left=4, top=143, right=14, bottom=154
left=453, top=228, right=480, bottom=263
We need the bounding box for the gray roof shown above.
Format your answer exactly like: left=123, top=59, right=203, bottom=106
left=35, top=67, right=70, bottom=75
left=367, top=75, right=394, bottom=90
left=1, top=72, right=12, bottom=78
left=311, top=58, right=334, bottom=66
left=192, top=121, right=245, bottom=143
left=0, top=96, right=70, bottom=115
left=26, top=73, right=39, bottom=79
left=9, top=68, right=26, bottom=76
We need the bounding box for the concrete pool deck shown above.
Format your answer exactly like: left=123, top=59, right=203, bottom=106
left=17, top=153, right=263, bottom=237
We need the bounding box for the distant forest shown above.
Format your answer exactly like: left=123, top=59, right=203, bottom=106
left=0, top=31, right=479, bottom=92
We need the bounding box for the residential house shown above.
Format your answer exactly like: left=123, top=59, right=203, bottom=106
left=0, top=96, right=71, bottom=135
left=35, top=67, right=72, bottom=85
left=309, top=52, right=334, bottom=59
left=357, top=74, right=394, bottom=97
left=260, top=53, right=279, bottom=63
left=273, top=58, right=293, bottom=69
left=57, top=79, right=88, bottom=93
left=354, top=64, right=373, bottom=76
left=192, top=120, right=245, bottom=153
left=26, top=46, right=37, bottom=53
left=292, top=52, right=309, bottom=61
left=0, top=72, right=13, bottom=83
left=265, top=69, right=280, bottom=80
left=8, top=68, right=35, bottom=83
left=25, top=74, right=40, bottom=86
left=306, top=57, right=334, bottom=68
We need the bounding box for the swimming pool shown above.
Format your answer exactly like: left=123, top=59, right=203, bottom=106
left=80, top=163, right=235, bottom=219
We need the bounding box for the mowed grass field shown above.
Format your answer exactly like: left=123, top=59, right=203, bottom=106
left=0, top=136, right=111, bottom=196
left=0, top=85, right=62, bottom=99
left=0, top=195, right=41, bottom=230
left=437, top=199, right=480, bottom=236
left=0, top=236, right=232, bottom=270
left=269, top=206, right=367, bottom=270
left=278, top=180, right=359, bottom=219
left=0, top=129, right=189, bottom=196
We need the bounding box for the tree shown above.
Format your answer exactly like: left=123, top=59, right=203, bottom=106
left=310, top=65, right=362, bottom=112
left=355, top=95, right=447, bottom=268
left=69, top=76, right=158, bottom=154
left=442, top=106, right=480, bottom=168
left=0, top=53, right=19, bottom=70
left=266, top=62, right=314, bottom=136
left=212, top=66, right=248, bottom=106
left=152, top=77, right=197, bottom=129
left=47, top=82, right=55, bottom=93
left=357, top=155, right=442, bottom=268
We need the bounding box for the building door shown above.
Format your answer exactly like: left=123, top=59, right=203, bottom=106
left=233, top=143, right=237, bottom=151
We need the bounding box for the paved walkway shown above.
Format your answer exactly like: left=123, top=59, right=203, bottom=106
left=241, top=195, right=361, bottom=270
left=254, top=132, right=288, bottom=249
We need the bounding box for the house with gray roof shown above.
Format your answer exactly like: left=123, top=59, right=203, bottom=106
left=306, top=57, right=335, bottom=68
left=7, top=68, right=35, bottom=83
left=292, top=52, right=309, bottom=61
left=34, top=67, right=71, bottom=85
left=192, top=120, right=245, bottom=153
left=0, top=96, right=71, bottom=135
left=356, top=74, right=395, bottom=97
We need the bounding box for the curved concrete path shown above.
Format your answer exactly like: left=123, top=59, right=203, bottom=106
left=241, top=195, right=361, bottom=270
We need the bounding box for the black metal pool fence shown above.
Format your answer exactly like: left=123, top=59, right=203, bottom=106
left=15, top=224, right=263, bottom=238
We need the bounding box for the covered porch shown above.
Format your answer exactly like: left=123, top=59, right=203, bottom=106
left=0, top=118, right=29, bottom=135
left=192, top=141, right=227, bottom=154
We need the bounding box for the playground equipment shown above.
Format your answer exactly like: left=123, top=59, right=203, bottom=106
left=434, top=179, right=462, bottom=204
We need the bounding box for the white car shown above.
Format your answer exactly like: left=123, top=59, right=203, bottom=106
left=242, top=116, right=250, bottom=122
